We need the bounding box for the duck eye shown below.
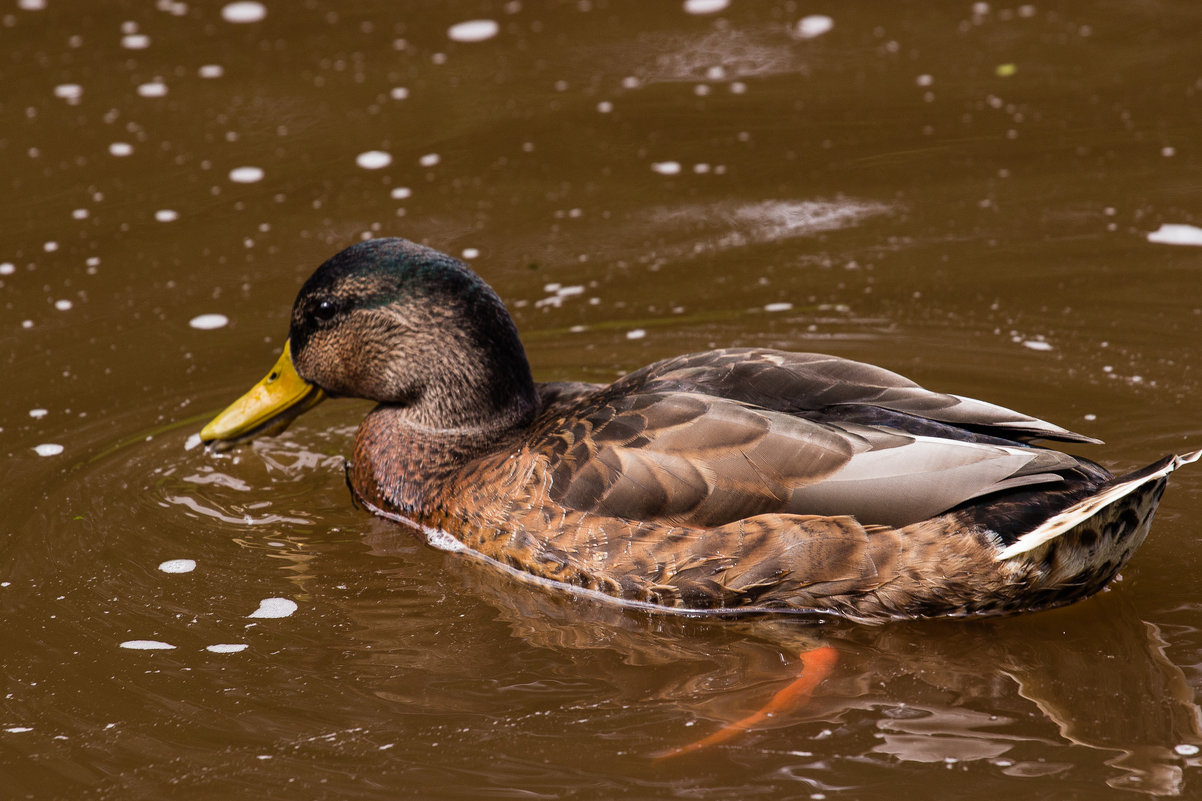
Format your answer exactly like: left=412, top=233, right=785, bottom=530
left=313, top=299, right=338, bottom=322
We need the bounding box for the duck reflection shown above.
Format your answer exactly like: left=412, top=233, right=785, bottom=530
left=357, top=517, right=1200, bottom=796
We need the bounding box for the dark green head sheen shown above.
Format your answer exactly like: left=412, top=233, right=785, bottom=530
left=289, top=238, right=496, bottom=354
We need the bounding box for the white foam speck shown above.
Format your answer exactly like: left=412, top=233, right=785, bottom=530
left=626, top=329, right=647, bottom=340
left=597, top=100, right=613, bottom=113
left=158, top=559, right=196, bottom=574
left=54, top=84, right=83, bottom=100
left=796, top=15, right=834, bottom=39
left=35, top=443, right=63, bottom=457
left=155, top=209, right=179, bottom=222
left=189, top=313, right=229, bottom=330
left=109, top=142, right=134, bottom=157
left=419, top=153, right=441, bottom=167
left=764, top=302, right=793, bottom=312
left=390, top=86, right=409, bottom=100
left=448, top=19, right=499, bottom=42
left=122, top=33, right=150, bottom=49
left=1175, top=744, right=1200, bottom=756
left=184, top=433, right=202, bottom=451
left=247, top=597, right=298, bottom=618
left=29, top=408, right=48, bottom=418
left=120, top=640, right=176, bottom=650
left=462, top=248, right=479, bottom=259
left=356, top=150, right=392, bottom=170
left=55, top=299, right=73, bottom=311
left=683, top=0, right=729, bottom=14
left=73, top=208, right=89, bottom=219
left=0, top=262, right=14, bottom=275
left=1147, top=223, right=1202, bottom=247
left=229, top=166, right=264, bottom=183
left=4, top=727, right=33, bottom=734
left=137, top=81, right=168, bottom=98
left=44, top=241, right=59, bottom=252
left=221, top=1, right=266, bottom=23
left=651, top=161, right=681, bottom=175
left=1022, top=340, right=1053, bottom=351
left=390, top=186, right=411, bottom=200
left=206, top=643, right=249, bottom=653
left=17, top=0, right=46, bottom=10
left=199, top=64, right=224, bottom=78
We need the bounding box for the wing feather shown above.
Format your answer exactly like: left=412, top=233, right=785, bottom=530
left=543, top=389, right=1076, bottom=528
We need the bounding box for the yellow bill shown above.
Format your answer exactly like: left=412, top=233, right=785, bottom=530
left=200, top=339, right=325, bottom=448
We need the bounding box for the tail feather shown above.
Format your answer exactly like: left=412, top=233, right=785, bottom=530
left=997, top=449, right=1200, bottom=561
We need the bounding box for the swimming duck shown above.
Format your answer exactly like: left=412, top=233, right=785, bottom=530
left=201, top=238, right=1199, bottom=621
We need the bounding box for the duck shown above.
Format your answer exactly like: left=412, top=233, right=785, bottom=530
left=201, top=237, right=1199, bottom=622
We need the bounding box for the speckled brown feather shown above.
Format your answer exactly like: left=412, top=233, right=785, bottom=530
left=348, top=379, right=1192, bottom=621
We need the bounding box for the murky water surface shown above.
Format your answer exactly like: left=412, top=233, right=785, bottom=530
left=3, top=1, right=1202, bottom=798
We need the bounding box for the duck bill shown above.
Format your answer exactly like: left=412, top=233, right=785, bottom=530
left=200, top=339, right=325, bottom=449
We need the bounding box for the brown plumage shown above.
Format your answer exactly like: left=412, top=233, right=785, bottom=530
left=201, top=238, right=1199, bottom=622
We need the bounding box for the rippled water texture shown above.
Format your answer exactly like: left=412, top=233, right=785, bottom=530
left=3, top=1, right=1202, bottom=798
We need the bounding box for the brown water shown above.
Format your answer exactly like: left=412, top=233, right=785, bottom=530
left=3, top=1, right=1202, bottom=797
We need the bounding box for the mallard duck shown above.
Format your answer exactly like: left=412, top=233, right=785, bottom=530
left=201, top=238, right=1199, bottom=621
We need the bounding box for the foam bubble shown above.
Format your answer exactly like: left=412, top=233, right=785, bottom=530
left=419, top=153, right=441, bottom=167
left=247, top=598, right=298, bottom=618
left=120, top=640, right=176, bottom=650
left=229, top=166, right=265, bottom=183
left=199, top=64, right=224, bottom=78
left=683, top=0, right=729, bottom=14
left=137, top=81, right=168, bottom=98
left=356, top=151, right=392, bottom=170
left=189, top=313, right=229, bottom=330
left=1147, top=223, right=1202, bottom=247
left=109, top=142, right=134, bottom=157
left=448, top=19, right=499, bottom=42
left=206, top=643, right=249, bottom=653
left=651, top=161, right=681, bottom=175
left=221, top=1, right=266, bottom=23
left=34, top=443, right=64, bottom=456
left=155, top=209, right=179, bottom=222
left=158, top=559, right=196, bottom=574
left=796, top=15, right=834, bottom=39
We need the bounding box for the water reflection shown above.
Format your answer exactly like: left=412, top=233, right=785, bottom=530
left=362, top=518, right=1201, bottom=795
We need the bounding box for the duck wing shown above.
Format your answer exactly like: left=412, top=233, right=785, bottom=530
left=625, top=348, right=1100, bottom=445
left=539, top=389, right=1081, bottom=529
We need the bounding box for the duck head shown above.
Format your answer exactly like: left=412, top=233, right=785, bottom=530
left=201, top=238, right=539, bottom=448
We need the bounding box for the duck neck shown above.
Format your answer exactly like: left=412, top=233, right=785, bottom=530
left=349, top=401, right=531, bottom=518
